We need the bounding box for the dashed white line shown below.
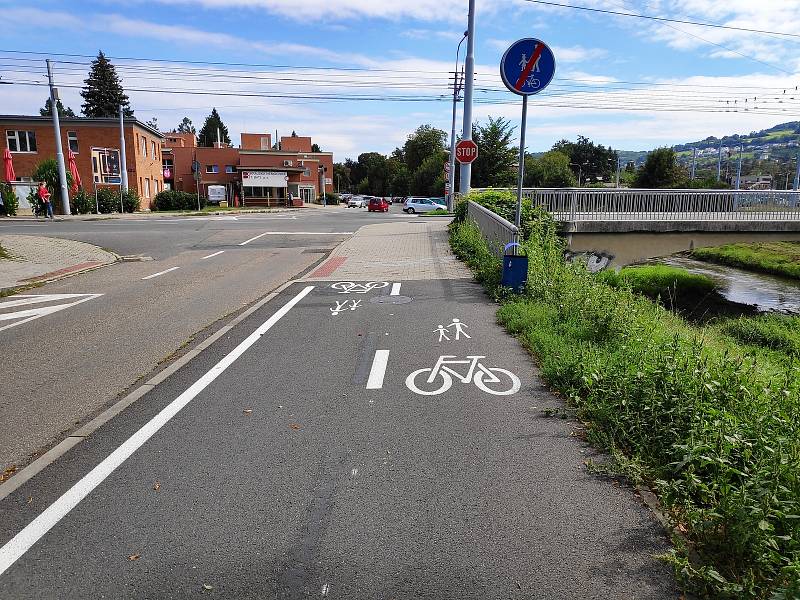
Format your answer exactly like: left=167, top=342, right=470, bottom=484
left=366, top=349, right=390, bottom=390
left=239, top=232, right=269, bottom=246
left=141, top=266, right=180, bottom=280
left=241, top=232, right=354, bottom=245
left=0, top=285, right=316, bottom=577
left=390, top=283, right=401, bottom=296
left=201, top=250, right=225, bottom=260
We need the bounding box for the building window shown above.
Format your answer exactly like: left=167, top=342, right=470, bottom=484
left=144, top=178, right=151, bottom=199
left=260, top=137, right=270, bottom=150
left=283, top=160, right=293, bottom=167
left=140, top=136, right=147, bottom=156
left=154, top=180, right=159, bottom=195
left=206, top=164, right=219, bottom=174
left=67, top=131, right=79, bottom=153
left=225, top=165, right=235, bottom=174
left=6, top=130, right=37, bottom=153
left=151, top=141, right=157, bottom=160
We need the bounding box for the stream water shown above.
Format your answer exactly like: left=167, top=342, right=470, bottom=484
left=656, top=255, right=800, bottom=314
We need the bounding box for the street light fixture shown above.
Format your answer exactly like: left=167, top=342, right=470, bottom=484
left=570, top=162, right=587, bottom=187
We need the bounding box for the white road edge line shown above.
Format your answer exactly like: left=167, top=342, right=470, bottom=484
left=0, top=285, right=316, bottom=577
left=141, top=266, right=180, bottom=280
left=366, top=349, right=390, bottom=390
left=390, top=283, right=401, bottom=296
left=239, top=232, right=269, bottom=246
left=201, top=250, right=225, bottom=260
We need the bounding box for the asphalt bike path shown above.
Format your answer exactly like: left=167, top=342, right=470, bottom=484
left=0, top=277, right=678, bottom=598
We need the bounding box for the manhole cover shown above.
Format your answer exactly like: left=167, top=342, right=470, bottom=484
left=370, top=295, right=413, bottom=305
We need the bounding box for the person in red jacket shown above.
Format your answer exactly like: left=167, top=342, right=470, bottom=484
left=38, top=181, right=53, bottom=219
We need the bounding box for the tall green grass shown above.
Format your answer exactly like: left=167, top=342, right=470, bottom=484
left=692, top=242, right=800, bottom=281
left=452, top=192, right=800, bottom=598
left=598, top=265, right=718, bottom=301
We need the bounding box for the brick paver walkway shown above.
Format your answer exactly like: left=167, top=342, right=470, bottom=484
left=304, top=220, right=470, bottom=281
left=0, top=235, right=117, bottom=290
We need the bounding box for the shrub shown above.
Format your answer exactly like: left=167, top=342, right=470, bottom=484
left=71, top=190, right=94, bottom=215
left=153, top=190, right=204, bottom=211
left=122, top=189, right=141, bottom=213
left=27, top=189, right=43, bottom=217
left=1, top=183, right=18, bottom=216
left=96, top=188, right=119, bottom=214
left=322, top=192, right=340, bottom=205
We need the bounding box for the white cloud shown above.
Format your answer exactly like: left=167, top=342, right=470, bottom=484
left=402, top=29, right=466, bottom=42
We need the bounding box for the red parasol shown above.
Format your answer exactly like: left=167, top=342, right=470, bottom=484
left=3, top=148, right=15, bottom=183
left=67, top=149, right=81, bottom=194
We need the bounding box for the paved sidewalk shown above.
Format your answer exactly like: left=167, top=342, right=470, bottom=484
left=304, top=220, right=470, bottom=281
left=0, top=235, right=117, bottom=290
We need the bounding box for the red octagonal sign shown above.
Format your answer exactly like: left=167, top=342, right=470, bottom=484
left=455, top=139, right=479, bottom=164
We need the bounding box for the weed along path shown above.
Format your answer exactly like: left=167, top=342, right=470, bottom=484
left=452, top=192, right=800, bottom=599
left=0, top=283, right=676, bottom=594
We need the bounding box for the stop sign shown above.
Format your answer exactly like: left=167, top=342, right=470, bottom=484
left=455, top=140, right=478, bottom=164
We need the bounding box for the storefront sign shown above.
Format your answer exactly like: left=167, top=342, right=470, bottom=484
left=241, top=170, right=288, bottom=187
left=91, top=147, right=121, bottom=184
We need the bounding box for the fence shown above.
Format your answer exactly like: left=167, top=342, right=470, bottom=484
left=474, top=188, right=800, bottom=221
left=467, top=200, right=519, bottom=258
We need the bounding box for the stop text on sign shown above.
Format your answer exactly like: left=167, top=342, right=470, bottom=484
left=455, top=140, right=478, bottom=164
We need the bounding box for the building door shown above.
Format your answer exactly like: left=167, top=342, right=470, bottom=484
left=300, top=187, right=314, bottom=203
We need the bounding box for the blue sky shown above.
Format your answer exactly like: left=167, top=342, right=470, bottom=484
left=2, top=0, right=800, bottom=160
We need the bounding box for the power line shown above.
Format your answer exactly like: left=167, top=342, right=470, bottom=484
left=521, top=0, right=800, bottom=39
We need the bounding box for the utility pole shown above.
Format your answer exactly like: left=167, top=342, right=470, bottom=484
left=794, top=151, right=800, bottom=191
left=119, top=105, right=128, bottom=192
left=735, top=144, right=743, bottom=190
left=717, top=139, right=722, bottom=181
left=458, top=0, right=476, bottom=196
left=690, top=147, right=697, bottom=180
left=46, top=59, right=71, bottom=215
left=448, top=33, right=468, bottom=212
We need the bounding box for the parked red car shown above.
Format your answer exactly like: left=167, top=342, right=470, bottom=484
left=368, top=197, right=389, bottom=212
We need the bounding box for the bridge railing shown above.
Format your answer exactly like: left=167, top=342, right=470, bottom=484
left=467, top=200, right=519, bottom=258
left=472, top=188, right=800, bottom=221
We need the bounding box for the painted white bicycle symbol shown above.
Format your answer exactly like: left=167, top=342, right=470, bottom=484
left=330, top=281, right=389, bottom=294
left=405, top=355, right=521, bottom=396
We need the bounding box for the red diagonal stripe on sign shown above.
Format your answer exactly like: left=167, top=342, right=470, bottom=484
left=514, top=43, right=545, bottom=91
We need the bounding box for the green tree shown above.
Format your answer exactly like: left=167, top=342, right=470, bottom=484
left=311, top=143, right=321, bottom=152
left=39, top=98, right=76, bottom=118
left=176, top=117, right=196, bottom=134
left=524, top=151, right=576, bottom=187
left=552, top=136, right=617, bottom=184
left=403, top=125, right=447, bottom=173
left=387, top=159, right=411, bottom=196
left=197, top=108, right=231, bottom=147
left=471, top=117, right=516, bottom=188
left=80, top=51, right=133, bottom=118
left=145, top=117, right=159, bottom=131
left=356, top=152, right=390, bottom=195
left=634, top=147, right=686, bottom=188
left=333, top=162, right=352, bottom=193
left=412, top=152, right=447, bottom=196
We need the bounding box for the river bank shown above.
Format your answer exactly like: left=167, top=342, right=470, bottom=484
left=691, top=241, right=800, bottom=281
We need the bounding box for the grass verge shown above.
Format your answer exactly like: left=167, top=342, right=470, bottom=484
left=451, top=191, right=800, bottom=599
left=691, top=242, right=800, bottom=280
left=0, top=244, right=10, bottom=260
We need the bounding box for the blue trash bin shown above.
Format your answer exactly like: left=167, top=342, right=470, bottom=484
left=501, top=242, right=528, bottom=292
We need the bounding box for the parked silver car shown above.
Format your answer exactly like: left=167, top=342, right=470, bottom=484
left=347, top=196, right=368, bottom=208
left=402, top=197, right=446, bottom=214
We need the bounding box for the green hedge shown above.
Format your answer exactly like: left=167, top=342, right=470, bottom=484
left=152, top=190, right=205, bottom=211
left=451, top=191, right=800, bottom=598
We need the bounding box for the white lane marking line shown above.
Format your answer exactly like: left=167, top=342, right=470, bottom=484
left=390, top=282, right=401, bottom=296
left=257, top=231, right=354, bottom=236
left=239, top=232, right=269, bottom=246
left=0, top=285, right=315, bottom=577
left=201, top=250, right=225, bottom=260
left=366, top=349, right=390, bottom=390
left=321, top=583, right=330, bottom=596
left=141, top=266, right=180, bottom=280
left=0, top=295, right=103, bottom=333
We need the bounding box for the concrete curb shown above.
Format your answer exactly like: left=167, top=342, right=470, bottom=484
left=0, top=276, right=301, bottom=502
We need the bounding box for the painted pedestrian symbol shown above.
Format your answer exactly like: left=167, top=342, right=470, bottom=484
left=330, top=299, right=362, bottom=316
left=406, top=355, right=521, bottom=396
left=331, top=281, right=389, bottom=294
left=435, top=318, right=471, bottom=342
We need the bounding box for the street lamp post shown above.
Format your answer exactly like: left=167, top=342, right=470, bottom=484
left=570, top=163, right=585, bottom=187
left=448, top=32, right=468, bottom=212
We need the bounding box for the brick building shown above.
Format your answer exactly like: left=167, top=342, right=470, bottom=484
left=1, top=115, right=165, bottom=211
left=162, top=133, right=334, bottom=207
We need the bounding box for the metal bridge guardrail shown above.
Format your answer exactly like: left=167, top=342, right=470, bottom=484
left=473, top=188, right=800, bottom=221
left=467, top=200, right=519, bottom=258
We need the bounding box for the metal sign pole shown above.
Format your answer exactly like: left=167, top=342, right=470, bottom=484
left=515, top=95, right=528, bottom=230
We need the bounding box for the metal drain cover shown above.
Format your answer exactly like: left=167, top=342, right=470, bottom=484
left=370, top=295, right=413, bottom=305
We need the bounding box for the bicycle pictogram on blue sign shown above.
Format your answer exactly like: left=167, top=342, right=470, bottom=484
left=500, top=38, right=556, bottom=96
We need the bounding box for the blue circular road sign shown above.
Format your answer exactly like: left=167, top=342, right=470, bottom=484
left=500, top=38, right=556, bottom=96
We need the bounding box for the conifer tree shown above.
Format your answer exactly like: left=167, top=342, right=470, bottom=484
left=80, top=51, right=133, bottom=118
left=39, top=98, right=76, bottom=118
left=197, top=108, right=231, bottom=147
